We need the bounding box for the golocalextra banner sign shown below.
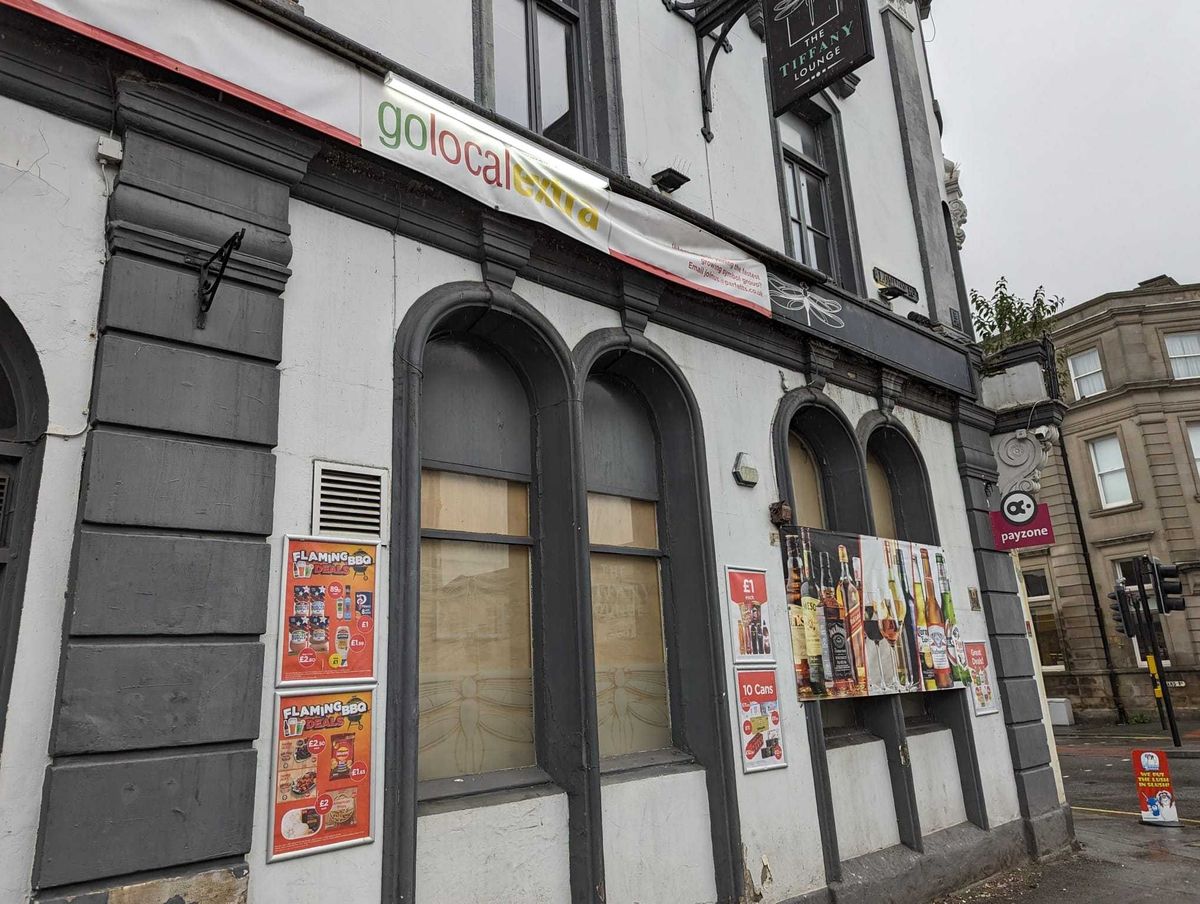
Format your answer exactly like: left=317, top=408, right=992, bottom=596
left=365, top=74, right=772, bottom=316
left=765, top=0, right=876, bottom=115
left=11, top=1, right=772, bottom=317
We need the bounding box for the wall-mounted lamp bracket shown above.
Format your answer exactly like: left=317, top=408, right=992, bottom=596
left=661, top=0, right=757, bottom=142
left=194, top=228, right=245, bottom=329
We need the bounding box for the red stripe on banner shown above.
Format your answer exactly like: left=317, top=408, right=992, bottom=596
left=608, top=249, right=773, bottom=319
left=2, top=0, right=362, bottom=146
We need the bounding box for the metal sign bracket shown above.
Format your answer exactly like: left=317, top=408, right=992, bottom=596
left=191, top=228, right=246, bottom=329
left=662, top=0, right=758, bottom=142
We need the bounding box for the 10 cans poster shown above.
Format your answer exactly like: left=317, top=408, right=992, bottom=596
left=278, top=536, right=380, bottom=685
left=270, top=687, right=374, bottom=859
left=781, top=525, right=973, bottom=701
left=735, top=668, right=787, bottom=773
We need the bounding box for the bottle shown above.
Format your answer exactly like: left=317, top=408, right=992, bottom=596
left=786, top=536, right=812, bottom=694
left=750, top=605, right=763, bottom=655
left=910, top=551, right=936, bottom=690
left=762, top=623, right=772, bottom=656
left=823, top=551, right=853, bottom=695
left=921, top=548, right=952, bottom=689
left=885, top=541, right=912, bottom=688
left=937, top=553, right=969, bottom=684
left=800, top=530, right=826, bottom=695
left=738, top=617, right=747, bottom=657
left=838, top=546, right=865, bottom=694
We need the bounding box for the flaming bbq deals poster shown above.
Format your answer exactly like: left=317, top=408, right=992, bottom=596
left=279, top=536, right=380, bottom=685
left=271, top=688, right=374, bottom=860
left=735, top=668, right=787, bottom=773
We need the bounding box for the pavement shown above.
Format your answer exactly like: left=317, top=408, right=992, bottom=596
left=933, top=718, right=1200, bottom=903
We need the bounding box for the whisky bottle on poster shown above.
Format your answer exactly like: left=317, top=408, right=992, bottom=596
left=885, top=541, right=912, bottom=688
left=839, top=546, right=866, bottom=694
left=823, top=551, right=854, bottom=695
left=921, top=548, right=953, bottom=689
left=909, top=551, right=936, bottom=691
left=936, top=553, right=969, bottom=685
left=800, top=530, right=827, bottom=695
left=786, top=535, right=812, bottom=693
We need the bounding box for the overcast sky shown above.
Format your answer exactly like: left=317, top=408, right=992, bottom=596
left=924, top=1, right=1200, bottom=308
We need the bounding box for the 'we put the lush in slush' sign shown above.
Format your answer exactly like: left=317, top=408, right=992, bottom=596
left=765, top=0, right=875, bottom=115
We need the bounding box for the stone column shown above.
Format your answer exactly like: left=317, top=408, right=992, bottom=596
left=953, top=399, right=1073, bottom=857
left=34, top=80, right=317, bottom=900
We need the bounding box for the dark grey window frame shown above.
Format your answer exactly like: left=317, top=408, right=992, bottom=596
left=575, top=329, right=743, bottom=903
left=770, top=96, right=866, bottom=297
left=474, top=0, right=625, bottom=167
left=0, top=298, right=48, bottom=759
left=390, top=283, right=601, bottom=903
left=390, top=286, right=742, bottom=903
left=782, top=147, right=836, bottom=279
left=857, top=411, right=940, bottom=545
left=416, top=335, right=551, bottom=797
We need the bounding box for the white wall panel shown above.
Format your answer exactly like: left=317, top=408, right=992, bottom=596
left=0, top=97, right=107, bottom=904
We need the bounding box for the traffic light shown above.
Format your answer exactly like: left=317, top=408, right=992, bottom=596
left=1107, top=583, right=1136, bottom=636
left=1149, top=557, right=1187, bottom=613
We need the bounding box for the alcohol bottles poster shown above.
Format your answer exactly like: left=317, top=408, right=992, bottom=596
left=270, top=687, right=374, bottom=860
left=780, top=525, right=972, bottom=701
left=726, top=566, right=776, bottom=663
left=278, top=535, right=380, bottom=685
left=735, top=667, right=787, bottom=773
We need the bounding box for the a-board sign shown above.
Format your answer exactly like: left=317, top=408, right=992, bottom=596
left=1132, top=749, right=1180, bottom=826
left=765, top=0, right=875, bottom=115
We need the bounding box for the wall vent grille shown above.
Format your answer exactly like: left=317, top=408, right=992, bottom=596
left=311, top=461, right=388, bottom=540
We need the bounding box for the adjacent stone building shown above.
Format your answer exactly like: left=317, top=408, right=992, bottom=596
left=1016, top=276, right=1200, bottom=719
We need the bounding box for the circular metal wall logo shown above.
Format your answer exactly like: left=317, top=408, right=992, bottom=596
left=1000, top=491, right=1037, bottom=526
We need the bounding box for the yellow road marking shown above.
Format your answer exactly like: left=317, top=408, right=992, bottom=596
left=1071, top=805, right=1200, bottom=826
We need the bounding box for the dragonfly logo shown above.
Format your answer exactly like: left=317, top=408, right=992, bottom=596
left=773, top=0, right=843, bottom=45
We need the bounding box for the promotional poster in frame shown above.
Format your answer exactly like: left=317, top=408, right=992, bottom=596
left=270, top=686, right=375, bottom=861
left=734, top=667, right=788, bottom=773
left=965, top=642, right=1000, bottom=715
left=278, top=535, right=380, bottom=686
left=779, top=525, right=972, bottom=702
left=725, top=566, right=777, bottom=664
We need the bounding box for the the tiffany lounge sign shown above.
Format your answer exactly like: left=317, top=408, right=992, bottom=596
left=765, top=0, right=875, bottom=115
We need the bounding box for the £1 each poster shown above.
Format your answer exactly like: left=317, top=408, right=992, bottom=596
left=271, top=687, right=374, bottom=860
left=279, top=535, right=380, bottom=685
left=726, top=566, right=776, bottom=663
left=735, top=667, right=787, bottom=773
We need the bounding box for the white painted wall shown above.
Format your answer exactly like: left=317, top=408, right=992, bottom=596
left=416, top=792, right=573, bottom=903
left=909, top=728, right=968, bottom=835
left=300, top=0, right=475, bottom=101
left=601, top=767, right=717, bottom=904
left=828, top=739, right=901, bottom=860
left=0, top=97, right=107, bottom=904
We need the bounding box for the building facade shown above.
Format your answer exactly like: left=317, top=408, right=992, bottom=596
left=1016, top=277, right=1200, bottom=719
left=0, top=1, right=1068, bottom=902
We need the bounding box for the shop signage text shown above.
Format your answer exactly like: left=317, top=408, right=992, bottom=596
left=765, top=0, right=875, bottom=115
left=990, top=491, right=1055, bottom=551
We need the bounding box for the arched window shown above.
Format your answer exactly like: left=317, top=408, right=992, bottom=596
left=774, top=390, right=870, bottom=535
left=584, top=375, right=670, bottom=757
left=861, top=418, right=938, bottom=545
left=417, top=336, right=536, bottom=781
left=788, top=432, right=827, bottom=529
left=0, top=299, right=49, bottom=756
left=575, top=330, right=742, bottom=902
left=865, top=449, right=897, bottom=540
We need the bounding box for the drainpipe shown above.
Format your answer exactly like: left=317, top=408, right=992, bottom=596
left=1046, top=335, right=1127, bottom=723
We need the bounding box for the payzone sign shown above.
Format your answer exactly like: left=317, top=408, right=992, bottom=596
left=990, top=491, right=1055, bottom=551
